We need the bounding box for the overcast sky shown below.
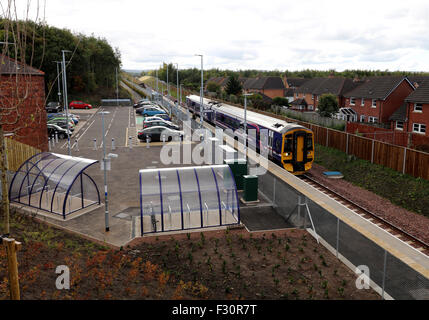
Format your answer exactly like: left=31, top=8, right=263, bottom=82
left=9, top=0, right=429, bottom=72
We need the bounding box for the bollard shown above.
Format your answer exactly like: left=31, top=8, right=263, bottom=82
left=93, top=138, right=97, bottom=150
left=111, top=138, right=115, bottom=150
left=48, top=138, right=52, bottom=151
left=51, top=135, right=55, bottom=147
left=146, top=135, right=150, bottom=148
left=162, top=134, right=166, bottom=145
left=2, top=237, right=22, bottom=300
left=129, top=136, right=133, bottom=149
left=75, top=139, right=79, bottom=151
left=55, top=132, right=58, bottom=144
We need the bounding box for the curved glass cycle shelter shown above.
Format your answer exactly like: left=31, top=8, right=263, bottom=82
left=139, top=165, right=240, bottom=235
left=9, top=152, right=100, bottom=219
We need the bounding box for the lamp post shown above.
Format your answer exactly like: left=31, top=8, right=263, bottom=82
left=100, top=111, right=111, bottom=232
left=195, top=54, right=204, bottom=128
left=180, top=84, right=183, bottom=104
left=115, top=67, right=119, bottom=106
left=61, top=50, right=72, bottom=156
left=166, top=63, right=169, bottom=97
left=175, top=63, right=179, bottom=102
left=53, top=61, right=62, bottom=103
left=243, top=93, right=253, bottom=159
left=156, top=69, right=159, bottom=93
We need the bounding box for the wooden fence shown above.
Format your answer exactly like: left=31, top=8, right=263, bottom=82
left=238, top=106, right=429, bottom=181
left=4, top=137, right=40, bottom=172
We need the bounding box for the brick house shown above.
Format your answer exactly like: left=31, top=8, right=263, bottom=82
left=290, top=77, right=359, bottom=111
left=0, top=54, right=47, bottom=151
left=243, top=76, right=285, bottom=99
left=390, top=80, right=429, bottom=137
left=343, top=76, right=415, bottom=125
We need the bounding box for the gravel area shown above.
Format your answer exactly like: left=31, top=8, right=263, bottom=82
left=307, top=163, right=429, bottom=245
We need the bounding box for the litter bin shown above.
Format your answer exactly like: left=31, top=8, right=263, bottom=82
left=224, top=158, right=247, bottom=190
left=243, top=175, right=258, bottom=202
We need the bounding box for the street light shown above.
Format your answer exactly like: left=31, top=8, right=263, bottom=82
left=175, top=63, right=179, bottom=102
left=100, top=111, right=111, bottom=232
left=61, top=50, right=72, bottom=156
left=53, top=61, right=62, bottom=103
left=116, top=67, right=119, bottom=106
left=243, top=93, right=253, bottom=159
left=195, top=54, right=204, bottom=128
left=166, top=63, right=169, bottom=97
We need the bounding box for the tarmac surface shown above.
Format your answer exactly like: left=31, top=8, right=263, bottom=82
left=32, top=104, right=292, bottom=247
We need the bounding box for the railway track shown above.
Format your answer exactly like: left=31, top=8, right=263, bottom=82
left=300, top=174, right=429, bottom=256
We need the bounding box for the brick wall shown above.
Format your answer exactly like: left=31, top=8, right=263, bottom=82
left=0, top=74, right=48, bottom=151
left=406, top=102, right=429, bottom=137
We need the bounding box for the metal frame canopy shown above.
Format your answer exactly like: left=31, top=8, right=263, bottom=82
left=9, top=152, right=100, bottom=219
left=139, top=165, right=240, bottom=235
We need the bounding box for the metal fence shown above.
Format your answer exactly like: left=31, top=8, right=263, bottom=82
left=258, top=170, right=429, bottom=300
left=161, top=94, right=429, bottom=300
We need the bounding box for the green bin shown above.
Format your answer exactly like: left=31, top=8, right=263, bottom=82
left=243, top=175, right=258, bottom=202
left=224, top=158, right=247, bottom=190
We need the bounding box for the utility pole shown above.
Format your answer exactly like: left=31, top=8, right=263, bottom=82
left=195, top=54, right=204, bottom=128
left=61, top=50, right=72, bottom=156
left=53, top=61, right=62, bottom=103
left=116, top=67, right=119, bottom=106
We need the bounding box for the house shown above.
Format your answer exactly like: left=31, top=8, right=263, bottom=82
left=343, top=76, right=415, bottom=125
left=289, top=98, right=308, bottom=111
left=0, top=54, right=47, bottom=151
left=391, top=80, right=429, bottom=137
left=290, top=77, right=360, bottom=111
left=243, top=76, right=285, bottom=99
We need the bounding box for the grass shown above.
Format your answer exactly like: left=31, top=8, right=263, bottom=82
left=314, top=144, right=429, bottom=217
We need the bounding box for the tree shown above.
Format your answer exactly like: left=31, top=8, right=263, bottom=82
left=206, top=81, right=221, bottom=94
left=224, top=75, right=242, bottom=96
left=272, top=97, right=289, bottom=107
left=317, top=94, right=339, bottom=117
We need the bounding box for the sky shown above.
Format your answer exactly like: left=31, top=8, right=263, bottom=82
left=6, top=0, right=429, bottom=72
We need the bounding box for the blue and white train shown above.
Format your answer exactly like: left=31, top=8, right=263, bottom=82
left=185, top=95, right=314, bottom=174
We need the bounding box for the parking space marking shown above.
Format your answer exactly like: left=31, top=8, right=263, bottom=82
left=60, top=108, right=100, bottom=149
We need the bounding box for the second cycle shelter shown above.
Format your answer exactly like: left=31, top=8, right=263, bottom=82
left=139, top=165, right=240, bottom=235
left=9, top=152, right=100, bottom=220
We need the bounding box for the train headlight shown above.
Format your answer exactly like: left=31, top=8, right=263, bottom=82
left=285, top=153, right=289, bottom=156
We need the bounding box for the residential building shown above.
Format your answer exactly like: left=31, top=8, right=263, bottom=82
left=0, top=54, right=47, bottom=151
left=391, top=80, right=429, bottom=137
left=343, top=76, right=415, bottom=125
left=243, top=76, right=285, bottom=99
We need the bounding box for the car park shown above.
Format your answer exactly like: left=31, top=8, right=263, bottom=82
left=46, top=102, right=62, bottom=113
left=47, top=123, right=72, bottom=139
left=143, top=119, right=180, bottom=131
left=133, top=100, right=159, bottom=108
left=137, top=126, right=183, bottom=142
left=69, top=101, right=92, bottom=109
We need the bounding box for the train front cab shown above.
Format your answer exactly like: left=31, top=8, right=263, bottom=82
left=281, top=129, right=314, bottom=175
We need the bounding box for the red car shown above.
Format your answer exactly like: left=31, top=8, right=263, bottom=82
left=69, top=101, right=92, bottom=109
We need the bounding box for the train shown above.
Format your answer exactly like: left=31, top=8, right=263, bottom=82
left=184, top=95, right=314, bottom=175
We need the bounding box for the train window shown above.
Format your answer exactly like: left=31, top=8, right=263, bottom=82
left=275, top=139, right=281, bottom=152
left=306, top=134, right=313, bottom=150
left=284, top=135, right=293, bottom=152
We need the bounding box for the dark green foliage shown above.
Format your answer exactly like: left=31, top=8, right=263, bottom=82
left=272, top=97, right=289, bottom=107
left=224, top=75, right=242, bottom=96
left=0, top=19, right=121, bottom=101
left=317, top=94, right=339, bottom=117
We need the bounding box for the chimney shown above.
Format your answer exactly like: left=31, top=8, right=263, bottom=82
left=283, top=74, right=289, bottom=88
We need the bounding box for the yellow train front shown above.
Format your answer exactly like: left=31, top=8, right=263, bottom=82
left=280, top=126, right=314, bottom=175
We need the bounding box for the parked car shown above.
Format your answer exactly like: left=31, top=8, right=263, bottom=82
left=69, top=101, right=92, bottom=109
left=137, top=126, right=183, bottom=142
left=136, top=106, right=167, bottom=116
left=48, top=117, right=75, bottom=130
left=47, top=123, right=72, bottom=139
left=143, top=119, right=180, bottom=131
left=133, top=100, right=157, bottom=108
left=47, top=113, right=79, bottom=124
left=142, top=114, right=171, bottom=122
left=46, top=102, right=62, bottom=113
